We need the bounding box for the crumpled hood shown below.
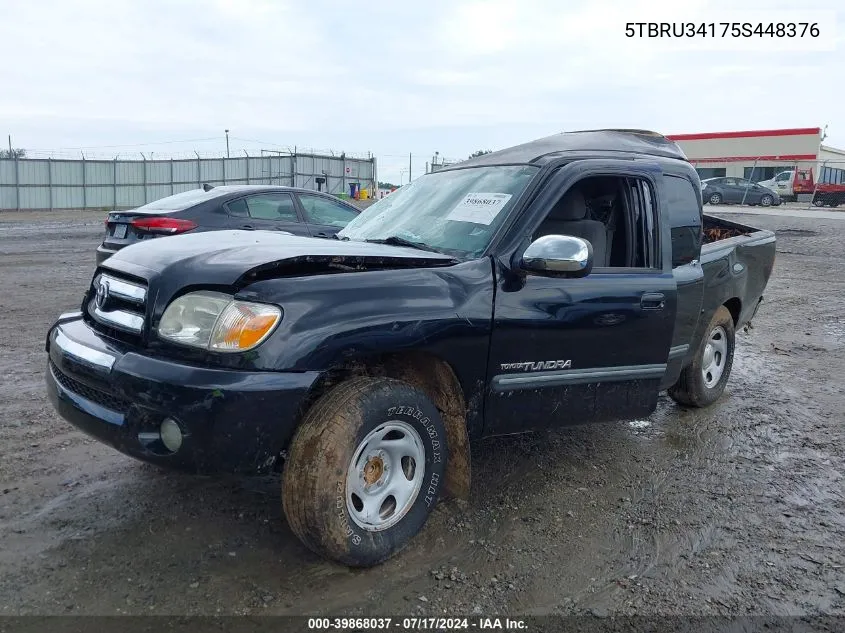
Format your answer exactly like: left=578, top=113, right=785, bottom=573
left=102, top=230, right=459, bottom=286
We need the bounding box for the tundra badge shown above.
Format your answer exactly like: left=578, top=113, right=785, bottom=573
left=501, top=360, right=572, bottom=372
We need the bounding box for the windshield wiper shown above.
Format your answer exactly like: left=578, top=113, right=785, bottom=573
left=364, top=236, right=442, bottom=253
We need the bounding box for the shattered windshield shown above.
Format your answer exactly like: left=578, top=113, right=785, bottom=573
left=339, top=165, right=538, bottom=257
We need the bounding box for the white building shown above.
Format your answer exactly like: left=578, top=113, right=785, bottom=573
left=667, top=127, right=845, bottom=184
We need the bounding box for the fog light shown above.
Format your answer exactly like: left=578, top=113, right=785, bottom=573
left=160, top=418, right=183, bottom=453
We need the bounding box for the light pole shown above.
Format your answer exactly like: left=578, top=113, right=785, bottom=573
left=225, top=129, right=230, bottom=158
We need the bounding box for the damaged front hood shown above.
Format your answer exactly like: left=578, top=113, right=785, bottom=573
left=102, top=230, right=459, bottom=286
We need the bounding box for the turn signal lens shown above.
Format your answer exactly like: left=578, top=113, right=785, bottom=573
left=209, top=302, right=282, bottom=351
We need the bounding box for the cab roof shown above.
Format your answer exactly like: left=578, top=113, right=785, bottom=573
left=456, top=129, right=689, bottom=168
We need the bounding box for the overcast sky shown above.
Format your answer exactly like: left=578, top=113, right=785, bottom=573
left=1, top=0, right=842, bottom=184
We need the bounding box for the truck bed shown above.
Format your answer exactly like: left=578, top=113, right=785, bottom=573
left=703, top=215, right=753, bottom=244
left=699, top=213, right=776, bottom=330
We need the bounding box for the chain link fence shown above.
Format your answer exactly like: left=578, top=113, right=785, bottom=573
left=692, top=158, right=845, bottom=209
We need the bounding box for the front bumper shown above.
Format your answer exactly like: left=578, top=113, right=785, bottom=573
left=45, top=315, right=319, bottom=474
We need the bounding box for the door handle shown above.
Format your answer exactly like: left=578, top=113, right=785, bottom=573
left=641, top=292, right=665, bottom=310
left=314, top=232, right=329, bottom=238
left=240, top=224, right=254, bottom=230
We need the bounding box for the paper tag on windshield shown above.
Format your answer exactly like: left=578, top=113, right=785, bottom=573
left=446, top=192, right=512, bottom=225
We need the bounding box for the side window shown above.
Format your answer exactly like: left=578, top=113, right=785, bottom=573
left=775, top=171, right=791, bottom=182
left=723, top=178, right=737, bottom=186
left=227, top=198, right=249, bottom=217
left=244, top=193, right=298, bottom=221
left=663, top=175, right=702, bottom=268
left=534, top=175, right=657, bottom=270
left=298, top=194, right=358, bottom=227
left=626, top=179, right=659, bottom=269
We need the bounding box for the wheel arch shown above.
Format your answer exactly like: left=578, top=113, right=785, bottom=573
left=294, top=351, right=471, bottom=500
left=723, top=297, right=741, bottom=325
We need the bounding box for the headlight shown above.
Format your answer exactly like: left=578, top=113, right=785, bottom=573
left=158, top=291, right=282, bottom=352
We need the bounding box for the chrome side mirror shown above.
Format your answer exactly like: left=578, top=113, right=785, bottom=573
left=520, top=235, right=593, bottom=278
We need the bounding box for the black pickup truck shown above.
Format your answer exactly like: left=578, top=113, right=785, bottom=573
left=45, top=130, right=776, bottom=567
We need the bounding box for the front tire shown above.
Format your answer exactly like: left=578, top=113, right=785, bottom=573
left=668, top=305, right=735, bottom=408
left=282, top=377, right=448, bottom=567
left=760, top=194, right=773, bottom=207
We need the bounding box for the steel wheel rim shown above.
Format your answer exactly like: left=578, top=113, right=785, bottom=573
left=710, top=193, right=721, bottom=204
left=346, top=421, right=425, bottom=532
left=702, top=325, right=728, bottom=388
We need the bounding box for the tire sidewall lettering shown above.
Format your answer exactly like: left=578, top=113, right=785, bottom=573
left=336, top=398, right=446, bottom=550
left=336, top=481, right=362, bottom=546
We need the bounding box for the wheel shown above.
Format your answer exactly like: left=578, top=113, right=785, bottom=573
left=760, top=194, right=773, bottom=207
left=708, top=192, right=723, bottom=205
left=813, top=196, right=826, bottom=207
left=282, top=377, right=448, bottom=567
left=668, top=305, right=735, bottom=408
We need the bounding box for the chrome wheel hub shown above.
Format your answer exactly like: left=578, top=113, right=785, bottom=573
left=346, top=421, right=425, bottom=532
left=702, top=325, right=728, bottom=388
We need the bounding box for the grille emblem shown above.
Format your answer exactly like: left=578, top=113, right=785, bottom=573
left=95, top=278, right=110, bottom=310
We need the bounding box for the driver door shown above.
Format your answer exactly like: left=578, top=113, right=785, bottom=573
left=484, top=161, right=678, bottom=435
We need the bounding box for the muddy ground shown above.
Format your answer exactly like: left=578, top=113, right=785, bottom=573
left=0, top=207, right=843, bottom=617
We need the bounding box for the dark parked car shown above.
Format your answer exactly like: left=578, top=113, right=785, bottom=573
left=701, top=177, right=781, bottom=207
left=97, top=185, right=361, bottom=265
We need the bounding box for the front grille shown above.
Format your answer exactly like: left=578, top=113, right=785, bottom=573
left=49, top=360, right=129, bottom=412
left=86, top=271, right=148, bottom=342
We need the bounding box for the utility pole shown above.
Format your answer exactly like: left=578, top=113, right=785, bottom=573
left=225, top=129, right=230, bottom=158
left=409, top=152, right=412, bottom=182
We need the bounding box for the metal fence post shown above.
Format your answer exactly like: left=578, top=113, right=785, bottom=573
left=222, top=158, right=227, bottom=185
left=113, top=157, right=118, bottom=210
left=372, top=156, right=378, bottom=197
left=141, top=153, right=148, bottom=204
left=13, top=154, right=20, bottom=210
left=195, top=151, right=201, bottom=188
left=292, top=149, right=297, bottom=188
left=244, top=150, right=250, bottom=184
left=81, top=154, right=87, bottom=209
left=341, top=153, right=346, bottom=196
left=170, top=158, right=174, bottom=195
left=741, top=158, right=758, bottom=206
left=48, top=158, right=53, bottom=210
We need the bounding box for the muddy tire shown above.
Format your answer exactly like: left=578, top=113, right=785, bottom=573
left=668, top=305, right=735, bottom=408
left=282, top=377, right=448, bottom=567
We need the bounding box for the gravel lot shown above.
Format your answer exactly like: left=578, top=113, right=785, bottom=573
left=0, top=206, right=843, bottom=617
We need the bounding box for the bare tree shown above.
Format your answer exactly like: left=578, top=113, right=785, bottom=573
left=0, top=148, right=26, bottom=159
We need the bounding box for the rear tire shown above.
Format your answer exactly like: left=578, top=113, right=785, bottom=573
left=282, top=377, right=447, bottom=567
left=668, top=305, right=735, bottom=408
left=709, top=192, right=723, bottom=205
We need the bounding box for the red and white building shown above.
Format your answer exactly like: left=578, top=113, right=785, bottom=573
left=666, top=127, right=845, bottom=184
